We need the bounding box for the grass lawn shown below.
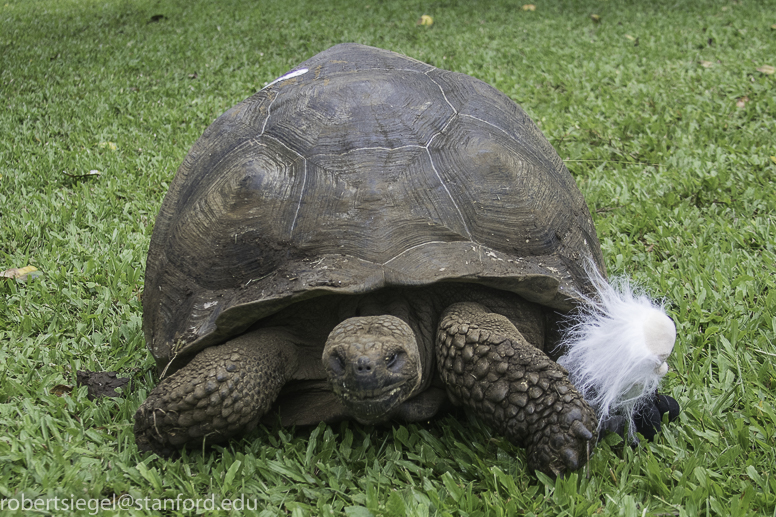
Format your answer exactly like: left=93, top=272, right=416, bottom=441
left=2, top=0, right=775, bottom=515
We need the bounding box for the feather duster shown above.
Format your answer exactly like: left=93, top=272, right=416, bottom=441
left=557, top=263, right=676, bottom=435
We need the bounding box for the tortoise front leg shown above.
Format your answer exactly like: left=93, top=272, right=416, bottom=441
left=436, top=302, right=597, bottom=477
left=134, top=328, right=298, bottom=456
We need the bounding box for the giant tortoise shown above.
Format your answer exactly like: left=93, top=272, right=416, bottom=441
left=134, top=44, right=676, bottom=476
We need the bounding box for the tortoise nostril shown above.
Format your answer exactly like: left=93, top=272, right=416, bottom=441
left=355, top=356, right=373, bottom=374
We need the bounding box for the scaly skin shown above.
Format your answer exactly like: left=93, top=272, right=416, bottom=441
left=134, top=329, right=297, bottom=456
left=436, top=302, right=597, bottom=477
left=135, top=289, right=599, bottom=476
left=322, top=315, right=423, bottom=424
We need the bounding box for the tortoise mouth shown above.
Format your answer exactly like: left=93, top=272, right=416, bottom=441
left=322, top=314, right=424, bottom=424
left=335, top=382, right=414, bottom=424
left=337, top=382, right=406, bottom=401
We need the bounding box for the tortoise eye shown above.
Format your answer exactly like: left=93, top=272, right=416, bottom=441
left=385, top=353, right=397, bottom=366
left=328, top=352, right=345, bottom=375
left=386, top=352, right=407, bottom=371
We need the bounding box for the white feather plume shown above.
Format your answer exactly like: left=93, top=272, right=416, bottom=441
left=557, top=262, right=676, bottom=435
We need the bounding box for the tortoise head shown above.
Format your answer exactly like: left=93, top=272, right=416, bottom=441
left=322, top=315, right=422, bottom=424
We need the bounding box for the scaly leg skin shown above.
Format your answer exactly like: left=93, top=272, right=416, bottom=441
left=436, top=302, right=597, bottom=477
left=134, top=329, right=297, bottom=456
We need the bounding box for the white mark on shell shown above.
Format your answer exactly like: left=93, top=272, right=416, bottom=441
left=264, top=68, right=309, bottom=89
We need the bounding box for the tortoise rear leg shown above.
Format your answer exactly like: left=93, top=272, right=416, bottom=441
left=436, top=302, right=597, bottom=477
left=134, top=328, right=298, bottom=456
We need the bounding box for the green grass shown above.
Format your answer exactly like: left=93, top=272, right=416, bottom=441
left=1, top=0, right=775, bottom=515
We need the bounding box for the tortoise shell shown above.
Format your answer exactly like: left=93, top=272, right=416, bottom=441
left=143, top=43, right=605, bottom=372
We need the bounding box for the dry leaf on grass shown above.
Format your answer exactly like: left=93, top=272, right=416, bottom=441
left=63, top=170, right=101, bottom=179
left=1, top=265, right=43, bottom=282
left=51, top=384, right=73, bottom=397
left=417, top=14, right=433, bottom=26
left=590, top=14, right=601, bottom=23
left=522, top=4, right=536, bottom=11
left=736, top=96, right=749, bottom=108
left=756, top=65, right=775, bottom=75
left=700, top=61, right=714, bottom=68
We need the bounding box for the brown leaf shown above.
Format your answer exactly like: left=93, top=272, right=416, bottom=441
left=700, top=60, right=714, bottom=68
left=522, top=4, right=536, bottom=11
left=51, top=384, right=73, bottom=397
left=756, top=65, right=775, bottom=75
left=590, top=14, right=601, bottom=23
left=736, top=96, right=749, bottom=108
